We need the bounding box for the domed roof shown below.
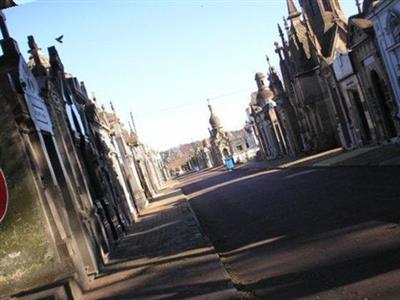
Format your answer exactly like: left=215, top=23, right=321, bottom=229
left=256, top=88, right=273, bottom=107
left=208, top=104, right=222, bottom=129
left=209, top=112, right=221, bottom=128
left=255, top=72, right=266, bottom=80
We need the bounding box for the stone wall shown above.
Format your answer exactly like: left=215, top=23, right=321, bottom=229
left=0, top=96, right=70, bottom=296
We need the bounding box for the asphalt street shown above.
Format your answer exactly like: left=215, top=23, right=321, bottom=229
left=179, top=166, right=400, bottom=299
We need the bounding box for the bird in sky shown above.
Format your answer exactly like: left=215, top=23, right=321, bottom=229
left=55, top=35, right=64, bottom=43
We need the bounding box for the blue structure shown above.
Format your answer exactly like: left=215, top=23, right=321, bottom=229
left=225, top=157, right=235, bottom=171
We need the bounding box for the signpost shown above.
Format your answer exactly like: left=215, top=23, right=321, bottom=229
left=0, top=169, right=8, bottom=223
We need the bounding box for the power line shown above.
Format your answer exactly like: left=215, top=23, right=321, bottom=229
left=136, top=88, right=251, bottom=118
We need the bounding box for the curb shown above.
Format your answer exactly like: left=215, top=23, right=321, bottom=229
left=179, top=188, right=239, bottom=295
left=235, top=145, right=400, bottom=172
left=236, top=163, right=400, bottom=173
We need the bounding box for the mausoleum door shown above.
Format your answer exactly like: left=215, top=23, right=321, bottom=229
left=371, top=71, right=397, bottom=138
left=350, top=90, right=371, bottom=143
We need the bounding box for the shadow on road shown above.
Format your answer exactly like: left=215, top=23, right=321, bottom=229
left=242, top=244, right=400, bottom=299
left=83, top=186, right=237, bottom=299
left=87, top=249, right=234, bottom=300
left=149, top=189, right=182, bottom=203
left=179, top=167, right=400, bottom=298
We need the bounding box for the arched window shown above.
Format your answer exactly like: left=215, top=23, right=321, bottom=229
left=388, top=10, right=400, bottom=44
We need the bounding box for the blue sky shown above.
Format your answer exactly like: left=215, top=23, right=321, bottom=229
left=5, top=0, right=358, bottom=150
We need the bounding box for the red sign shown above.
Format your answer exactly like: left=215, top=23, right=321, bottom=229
left=0, top=169, right=8, bottom=223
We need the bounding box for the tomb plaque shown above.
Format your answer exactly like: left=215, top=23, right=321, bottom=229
left=19, top=59, right=53, bottom=133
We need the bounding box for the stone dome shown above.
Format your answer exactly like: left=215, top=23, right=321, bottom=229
left=208, top=104, right=222, bottom=129
left=256, top=88, right=274, bottom=107
left=255, top=72, right=266, bottom=81
left=209, top=112, right=221, bottom=128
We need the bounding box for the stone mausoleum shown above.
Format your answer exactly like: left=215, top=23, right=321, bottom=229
left=0, top=11, right=167, bottom=299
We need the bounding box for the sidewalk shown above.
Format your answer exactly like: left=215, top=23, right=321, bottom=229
left=83, top=186, right=238, bottom=300
left=316, top=144, right=400, bottom=167
left=238, top=144, right=400, bottom=171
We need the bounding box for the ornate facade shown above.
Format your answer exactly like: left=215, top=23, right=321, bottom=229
left=248, top=0, right=400, bottom=159
left=0, top=12, right=166, bottom=298
left=208, top=103, right=232, bottom=166
left=274, top=0, right=349, bottom=153
left=250, top=73, right=286, bottom=159
left=326, top=0, right=400, bottom=149
left=370, top=0, right=400, bottom=121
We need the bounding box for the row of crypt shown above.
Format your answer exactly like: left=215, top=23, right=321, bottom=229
left=185, top=123, right=259, bottom=172
left=248, top=0, right=400, bottom=160
left=0, top=11, right=168, bottom=299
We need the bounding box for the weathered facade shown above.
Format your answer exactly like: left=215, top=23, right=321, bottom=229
left=105, top=104, right=148, bottom=210
left=0, top=13, right=96, bottom=297
left=267, top=62, right=302, bottom=156
left=0, top=11, right=166, bottom=298
left=271, top=0, right=400, bottom=154
left=207, top=103, right=232, bottom=166
left=370, top=0, right=400, bottom=120
left=226, top=128, right=259, bottom=163
left=328, top=0, right=400, bottom=149
left=249, top=71, right=300, bottom=160
left=28, top=37, right=119, bottom=267
left=274, top=0, right=349, bottom=153
left=187, top=140, right=213, bottom=171
left=331, top=50, right=373, bottom=148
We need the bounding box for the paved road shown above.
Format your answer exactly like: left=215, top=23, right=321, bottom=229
left=179, top=166, right=400, bottom=299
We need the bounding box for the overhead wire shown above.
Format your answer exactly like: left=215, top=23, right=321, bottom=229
left=136, top=87, right=251, bottom=118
